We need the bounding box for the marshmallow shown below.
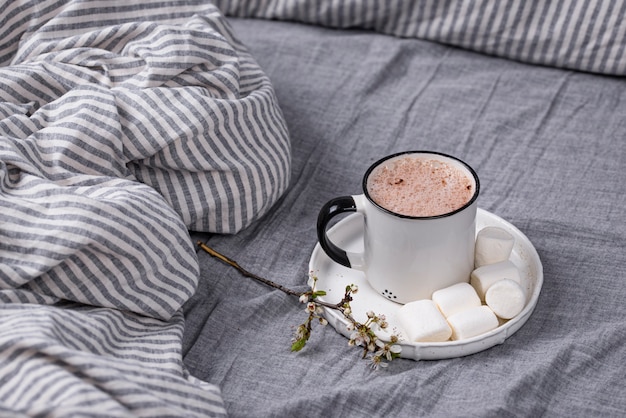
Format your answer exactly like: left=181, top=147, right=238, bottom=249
left=432, top=282, right=481, bottom=318
left=397, top=299, right=452, bottom=342
left=474, top=226, right=515, bottom=267
left=447, top=305, right=499, bottom=340
left=470, top=260, right=521, bottom=301
left=485, top=279, right=526, bottom=319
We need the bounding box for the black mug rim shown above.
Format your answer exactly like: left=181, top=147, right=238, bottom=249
left=362, top=150, right=480, bottom=220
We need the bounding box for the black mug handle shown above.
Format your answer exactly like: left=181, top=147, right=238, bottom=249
left=316, top=196, right=357, bottom=268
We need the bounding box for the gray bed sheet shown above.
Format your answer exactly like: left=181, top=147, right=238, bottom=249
left=183, top=18, right=626, bottom=417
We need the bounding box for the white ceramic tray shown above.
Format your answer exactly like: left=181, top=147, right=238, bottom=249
left=308, top=208, right=543, bottom=360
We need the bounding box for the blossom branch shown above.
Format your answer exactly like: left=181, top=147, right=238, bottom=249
left=197, top=241, right=402, bottom=368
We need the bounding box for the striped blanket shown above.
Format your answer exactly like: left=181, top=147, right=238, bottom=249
left=0, top=1, right=290, bottom=416
left=215, top=0, right=626, bottom=76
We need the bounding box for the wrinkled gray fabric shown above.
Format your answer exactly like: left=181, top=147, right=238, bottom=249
left=184, top=18, right=626, bottom=417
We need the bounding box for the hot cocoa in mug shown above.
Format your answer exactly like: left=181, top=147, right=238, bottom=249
left=367, top=155, right=474, bottom=217
left=317, top=151, right=480, bottom=304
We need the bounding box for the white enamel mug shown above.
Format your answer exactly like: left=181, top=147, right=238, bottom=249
left=316, top=151, right=480, bottom=304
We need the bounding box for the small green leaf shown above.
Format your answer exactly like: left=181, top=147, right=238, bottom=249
left=312, top=290, right=327, bottom=297
left=291, top=338, right=307, bottom=352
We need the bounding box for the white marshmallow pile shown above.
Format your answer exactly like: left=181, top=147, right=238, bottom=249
left=397, top=226, right=526, bottom=342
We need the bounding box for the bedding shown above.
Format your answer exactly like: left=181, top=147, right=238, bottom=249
left=1, top=1, right=289, bottom=416
left=184, top=2, right=626, bottom=417
left=213, top=0, right=626, bottom=76
left=2, top=1, right=625, bottom=417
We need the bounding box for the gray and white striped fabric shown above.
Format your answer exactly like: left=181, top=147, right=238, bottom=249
left=0, top=305, right=226, bottom=417
left=213, top=0, right=626, bottom=76
left=1, top=0, right=290, bottom=415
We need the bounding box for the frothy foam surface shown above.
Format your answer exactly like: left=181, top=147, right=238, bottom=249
left=367, top=156, right=474, bottom=217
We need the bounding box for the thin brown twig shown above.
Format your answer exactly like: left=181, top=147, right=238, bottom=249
left=196, top=241, right=344, bottom=310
